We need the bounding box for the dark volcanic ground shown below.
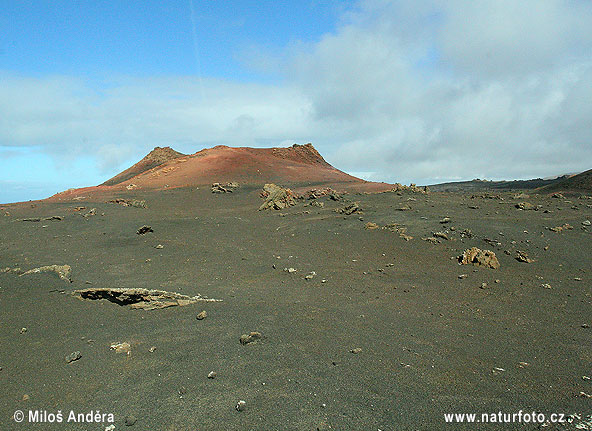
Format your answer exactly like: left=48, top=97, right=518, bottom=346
left=0, top=186, right=591, bottom=430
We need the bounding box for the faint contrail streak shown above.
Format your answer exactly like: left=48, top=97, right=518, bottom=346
left=189, top=0, right=206, bottom=102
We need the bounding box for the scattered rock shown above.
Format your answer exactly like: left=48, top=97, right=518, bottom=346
left=240, top=332, right=262, bottom=345
left=196, top=310, right=208, bottom=320
left=433, top=232, right=449, bottom=240
left=136, top=225, right=153, bottom=235
left=480, top=282, right=488, bottom=289
left=108, top=198, right=147, bottom=208
left=82, top=208, right=97, bottom=218
left=458, top=247, right=500, bottom=269
left=236, top=400, right=247, bottom=412
left=110, top=342, right=131, bottom=354
left=304, top=271, right=316, bottom=280
left=22, top=394, right=30, bottom=401
left=309, top=200, right=324, bottom=208
left=0, top=266, right=22, bottom=274
left=335, top=202, right=361, bottom=215
left=20, top=327, right=27, bottom=334
left=155, top=244, right=164, bottom=249
left=440, top=217, right=451, bottom=224
left=21, top=264, right=72, bottom=282
left=149, top=346, right=156, bottom=353
left=458, top=274, right=468, bottom=279
left=396, top=205, right=411, bottom=211
left=350, top=348, right=363, bottom=354
left=515, top=251, right=535, bottom=263
left=549, top=223, right=573, bottom=232
left=551, top=192, right=565, bottom=199
left=541, top=283, right=552, bottom=289
left=211, top=182, right=239, bottom=193
left=422, top=237, right=441, bottom=244
left=389, top=183, right=429, bottom=193
left=73, top=287, right=220, bottom=310
left=65, top=351, right=82, bottom=363
left=365, top=222, right=379, bottom=230
left=460, top=229, right=473, bottom=238
left=207, top=371, right=217, bottom=379
left=583, top=220, right=591, bottom=226
left=284, top=267, right=297, bottom=273
left=259, top=184, right=296, bottom=210
left=515, top=202, right=537, bottom=210
left=305, top=188, right=341, bottom=200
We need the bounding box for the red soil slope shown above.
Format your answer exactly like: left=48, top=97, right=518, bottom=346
left=50, top=144, right=393, bottom=201
left=102, top=146, right=185, bottom=186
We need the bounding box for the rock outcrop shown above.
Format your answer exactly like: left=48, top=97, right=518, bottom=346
left=258, top=184, right=296, bottom=210
left=458, top=248, right=500, bottom=269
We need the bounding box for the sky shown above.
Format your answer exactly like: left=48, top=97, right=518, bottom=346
left=1, top=0, right=591, bottom=203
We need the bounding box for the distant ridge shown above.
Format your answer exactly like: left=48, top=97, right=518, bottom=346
left=102, top=146, right=184, bottom=186
left=539, top=168, right=592, bottom=192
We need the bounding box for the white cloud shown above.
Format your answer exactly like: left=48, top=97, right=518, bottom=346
left=1, top=0, right=591, bottom=203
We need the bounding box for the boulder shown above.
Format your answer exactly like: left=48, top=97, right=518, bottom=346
left=458, top=247, right=500, bottom=269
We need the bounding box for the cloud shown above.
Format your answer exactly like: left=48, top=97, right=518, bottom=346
left=1, top=0, right=591, bottom=203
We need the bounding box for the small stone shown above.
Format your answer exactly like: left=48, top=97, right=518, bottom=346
left=136, top=225, right=153, bottom=235
left=304, top=271, right=316, bottom=280
left=110, top=342, right=131, bottom=354
left=240, top=331, right=262, bottom=345
left=155, top=244, right=164, bottom=249
left=541, top=283, right=552, bottom=289
left=236, top=400, right=246, bottom=412
left=284, top=267, right=297, bottom=273
left=365, top=222, right=379, bottom=230
left=515, top=251, right=535, bottom=263
left=149, top=346, right=156, bottom=353
left=480, top=282, right=488, bottom=289
left=106, top=425, right=116, bottom=431
left=582, top=324, right=590, bottom=329
left=125, top=415, right=137, bottom=426
left=20, top=327, right=27, bottom=334
left=196, top=310, right=208, bottom=320
left=22, top=394, right=30, bottom=401
left=574, top=277, right=582, bottom=281
left=458, top=274, right=468, bottom=279
left=582, top=220, right=591, bottom=226
left=350, top=347, right=362, bottom=354
left=207, top=371, right=217, bottom=379
left=494, top=279, right=500, bottom=283
left=65, top=351, right=82, bottom=363
left=440, top=217, right=451, bottom=223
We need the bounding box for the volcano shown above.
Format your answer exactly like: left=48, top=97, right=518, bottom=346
left=53, top=143, right=392, bottom=200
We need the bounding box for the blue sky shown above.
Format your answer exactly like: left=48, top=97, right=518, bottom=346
left=1, top=1, right=351, bottom=80
left=1, top=0, right=591, bottom=203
